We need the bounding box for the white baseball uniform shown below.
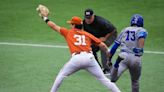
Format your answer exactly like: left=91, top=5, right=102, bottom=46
left=110, top=26, right=148, bottom=92
left=50, top=27, right=121, bottom=92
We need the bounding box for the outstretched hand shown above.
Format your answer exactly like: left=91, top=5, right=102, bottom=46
left=36, top=4, right=49, bottom=17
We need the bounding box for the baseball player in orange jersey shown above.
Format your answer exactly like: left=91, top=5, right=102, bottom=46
left=36, top=5, right=121, bottom=92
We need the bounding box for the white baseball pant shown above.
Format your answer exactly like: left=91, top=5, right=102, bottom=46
left=50, top=52, right=121, bottom=92
left=110, top=52, right=141, bottom=92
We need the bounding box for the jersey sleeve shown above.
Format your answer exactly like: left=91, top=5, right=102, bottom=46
left=97, top=16, right=115, bottom=33
left=60, top=27, right=69, bottom=37
left=103, top=21, right=116, bottom=33
left=96, top=15, right=116, bottom=34
left=137, top=29, right=148, bottom=39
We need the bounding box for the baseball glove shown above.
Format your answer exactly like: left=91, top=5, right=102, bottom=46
left=36, top=4, right=49, bottom=17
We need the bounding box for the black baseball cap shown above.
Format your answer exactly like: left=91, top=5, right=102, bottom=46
left=84, top=9, right=94, bottom=19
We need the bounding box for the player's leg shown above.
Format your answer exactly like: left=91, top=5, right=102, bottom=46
left=50, top=58, right=81, bottom=92
left=110, top=56, right=127, bottom=82
left=110, top=52, right=128, bottom=82
left=85, top=58, right=121, bottom=92
left=102, top=31, right=117, bottom=73
left=129, top=56, right=142, bottom=92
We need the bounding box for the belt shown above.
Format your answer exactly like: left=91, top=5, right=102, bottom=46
left=135, top=54, right=141, bottom=57
left=121, top=50, right=141, bottom=57
left=121, top=49, right=132, bottom=53
left=72, top=51, right=92, bottom=56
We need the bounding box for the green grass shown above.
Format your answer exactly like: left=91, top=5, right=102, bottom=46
left=0, top=0, right=164, bottom=92
left=0, top=0, right=164, bottom=50
left=0, top=45, right=69, bottom=92
left=0, top=45, right=164, bottom=92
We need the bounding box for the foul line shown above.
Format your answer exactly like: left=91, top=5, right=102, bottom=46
left=0, top=42, right=68, bottom=48
left=0, top=42, right=164, bottom=55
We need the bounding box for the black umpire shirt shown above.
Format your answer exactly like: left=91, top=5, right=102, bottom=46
left=83, top=15, right=116, bottom=38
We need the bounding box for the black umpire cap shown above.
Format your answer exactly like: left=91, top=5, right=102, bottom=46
left=84, top=9, right=94, bottom=19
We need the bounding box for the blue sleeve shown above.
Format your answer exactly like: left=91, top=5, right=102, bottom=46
left=138, top=31, right=148, bottom=39
left=110, top=42, right=120, bottom=56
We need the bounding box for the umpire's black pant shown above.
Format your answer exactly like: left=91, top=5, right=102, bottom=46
left=91, top=31, right=117, bottom=71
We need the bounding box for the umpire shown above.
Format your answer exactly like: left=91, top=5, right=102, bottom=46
left=83, top=9, right=117, bottom=74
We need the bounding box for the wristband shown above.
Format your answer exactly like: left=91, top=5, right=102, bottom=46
left=42, top=16, right=50, bottom=23
left=133, top=48, right=143, bottom=56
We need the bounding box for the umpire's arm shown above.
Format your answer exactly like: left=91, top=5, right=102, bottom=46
left=98, top=42, right=110, bottom=60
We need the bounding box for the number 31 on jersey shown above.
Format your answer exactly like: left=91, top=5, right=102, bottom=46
left=74, top=35, right=86, bottom=45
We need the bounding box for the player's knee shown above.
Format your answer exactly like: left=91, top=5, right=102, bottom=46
left=117, top=55, right=125, bottom=61
left=118, top=52, right=127, bottom=60
left=96, top=75, right=108, bottom=82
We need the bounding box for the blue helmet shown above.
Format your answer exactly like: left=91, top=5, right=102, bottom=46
left=130, top=14, right=144, bottom=27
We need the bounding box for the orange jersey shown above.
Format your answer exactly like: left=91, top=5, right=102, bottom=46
left=60, top=27, right=101, bottom=54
